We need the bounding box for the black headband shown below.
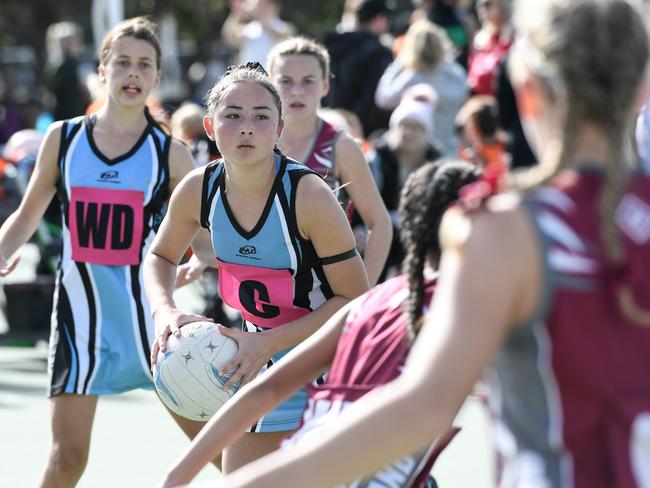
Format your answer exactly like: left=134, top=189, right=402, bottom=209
left=223, top=61, right=268, bottom=77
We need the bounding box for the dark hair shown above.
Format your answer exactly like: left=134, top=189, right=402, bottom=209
left=99, top=17, right=161, bottom=69
left=400, top=160, right=480, bottom=340
left=356, top=0, right=394, bottom=24
left=204, top=62, right=282, bottom=121
left=456, top=96, right=501, bottom=139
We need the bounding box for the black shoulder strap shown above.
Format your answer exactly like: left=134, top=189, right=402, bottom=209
left=200, top=161, right=224, bottom=230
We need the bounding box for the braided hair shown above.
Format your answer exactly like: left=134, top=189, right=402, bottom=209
left=400, top=160, right=480, bottom=341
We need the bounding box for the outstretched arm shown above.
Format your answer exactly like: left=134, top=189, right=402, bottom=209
left=0, top=122, right=62, bottom=275
left=217, top=201, right=542, bottom=488
left=159, top=301, right=353, bottom=488
left=336, top=133, right=392, bottom=286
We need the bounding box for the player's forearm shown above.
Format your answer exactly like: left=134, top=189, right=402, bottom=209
left=362, top=216, right=393, bottom=286
left=143, top=253, right=178, bottom=320
left=262, top=296, right=348, bottom=356
left=222, top=377, right=449, bottom=488
left=163, top=379, right=281, bottom=486
left=0, top=207, right=46, bottom=261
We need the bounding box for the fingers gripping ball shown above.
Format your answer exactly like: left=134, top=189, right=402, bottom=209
left=154, top=321, right=240, bottom=421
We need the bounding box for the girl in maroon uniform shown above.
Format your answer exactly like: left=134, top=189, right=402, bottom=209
left=207, top=1, right=650, bottom=487
left=156, top=159, right=479, bottom=488
left=267, top=36, right=392, bottom=285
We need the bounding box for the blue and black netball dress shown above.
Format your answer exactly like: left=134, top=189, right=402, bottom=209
left=201, top=152, right=349, bottom=432
left=48, top=112, right=170, bottom=396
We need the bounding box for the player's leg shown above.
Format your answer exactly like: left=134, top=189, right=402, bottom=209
left=222, top=430, right=295, bottom=474
left=38, top=394, right=98, bottom=488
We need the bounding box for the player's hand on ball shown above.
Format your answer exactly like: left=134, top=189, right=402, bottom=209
left=150, top=307, right=213, bottom=367
left=217, top=325, right=274, bottom=389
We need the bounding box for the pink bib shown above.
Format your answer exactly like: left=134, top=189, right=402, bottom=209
left=69, top=186, right=144, bottom=266
left=218, top=260, right=309, bottom=328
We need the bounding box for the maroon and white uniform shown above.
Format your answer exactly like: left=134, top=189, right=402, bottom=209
left=282, top=274, right=453, bottom=488
left=490, top=170, right=650, bottom=488
left=302, top=118, right=342, bottom=192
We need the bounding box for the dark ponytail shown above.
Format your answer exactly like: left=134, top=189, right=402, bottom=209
left=399, top=160, right=480, bottom=341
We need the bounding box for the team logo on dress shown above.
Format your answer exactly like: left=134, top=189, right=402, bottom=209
left=100, top=171, right=119, bottom=180
left=238, top=245, right=256, bottom=255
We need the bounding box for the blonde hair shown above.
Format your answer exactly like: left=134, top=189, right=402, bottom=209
left=510, top=0, right=650, bottom=324
left=99, top=17, right=161, bottom=69
left=401, top=20, right=452, bottom=72
left=171, top=102, right=205, bottom=140
left=510, top=0, right=649, bottom=262
left=267, top=36, right=331, bottom=79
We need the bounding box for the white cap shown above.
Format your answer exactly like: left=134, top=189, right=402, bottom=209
left=389, top=99, right=435, bottom=139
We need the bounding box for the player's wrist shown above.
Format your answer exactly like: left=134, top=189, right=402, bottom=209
left=152, top=304, right=176, bottom=323
left=261, top=327, right=290, bottom=357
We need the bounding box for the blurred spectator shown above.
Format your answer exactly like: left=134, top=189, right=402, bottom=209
left=222, top=0, right=295, bottom=67
left=0, top=130, right=44, bottom=224
left=319, top=107, right=371, bottom=156
left=188, top=43, right=231, bottom=105
left=46, top=21, right=90, bottom=120
left=1, top=129, right=60, bottom=272
left=0, top=74, right=24, bottom=144
left=0, top=155, right=21, bottom=226
left=367, top=97, right=443, bottom=278
left=323, top=0, right=395, bottom=137
left=170, top=102, right=205, bottom=145
left=375, top=19, right=468, bottom=156
left=170, top=102, right=218, bottom=166
left=494, top=54, right=536, bottom=168
left=2, top=129, right=43, bottom=163
left=337, top=0, right=362, bottom=32
left=467, top=0, right=513, bottom=96
left=455, top=95, right=507, bottom=174
left=428, top=0, right=475, bottom=68
left=408, top=0, right=432, bottom=24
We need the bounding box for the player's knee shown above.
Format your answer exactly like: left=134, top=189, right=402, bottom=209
left=49, top=441, right=88, bottom=475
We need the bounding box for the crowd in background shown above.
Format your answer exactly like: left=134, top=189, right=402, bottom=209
left=0, top=0, right=538, bottom=281
left=2, top=1, right=650, bottom=486
left=6, top=0, right=650, bottom=284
